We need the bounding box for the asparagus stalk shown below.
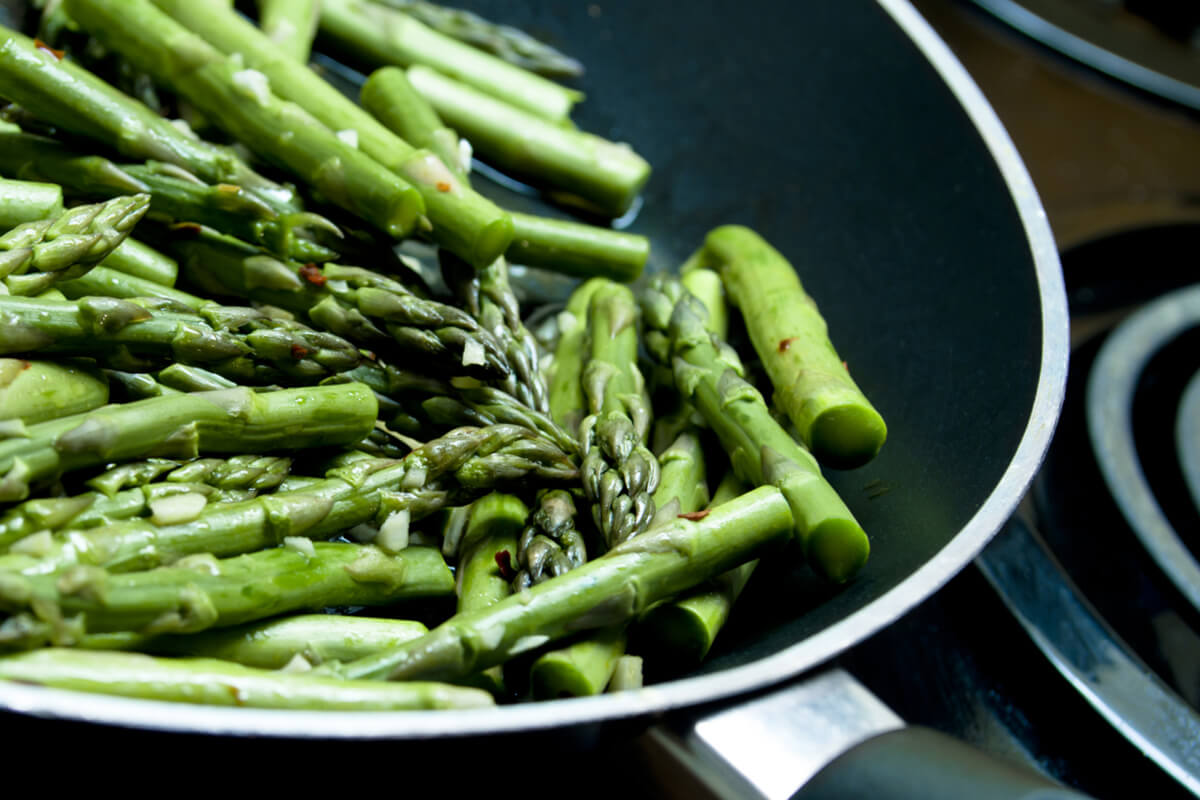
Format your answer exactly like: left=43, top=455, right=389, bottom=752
left=0, top=381, right=378, bottom=502
left=406, top=65, right=649, bottom=217
left=372, top=0, right=584, bottom=79
left=0, top=647, right=493, bottom=710
left=579, top=281, right=659, bottom=549
left=318, top=0, right=582, bottom=122
left=547, top=278, right=604, bottom=436
left=170, top=231, right=509, bottom=381
left=137, top=613, right=429, bottom=669
left=0, top=358, right=108, bottom=425
left=360, top=65, right=467, bottom=181
left=0, top=423, right=576, bottom=576
left=98, top=237, right=178, bottom=286
left=658, top=283, right=870, bottom=582
left=148, top=0, right=514, bottom=267
left=511, top=489, right=586, bottom=590
left=454, top=491, right=527, bottom=694
left=631, top=471, right=756, bottom=672
left=0, top=132, right=148, bottom=197
left=257, top=0, right=321, bottom=63
left=63, top=0, right=425, bottom=240
left=0, top=295, right=364, bottom=385
left=360, top=66, right=650, bottom=280
left=529, top=428, right=708, bottom=700
left=0, top=131, right=340, bottom=264
left=0, top=541, right=454, bottom=645
left=692, top=226, right=888, bottom=468
left=507, top=212, right=648, bottom=283
left=324, top=485, right=793, bottom=683
left=0, top=194, right=150, bottom=296
left=57, top=265, right=206, bottom=309
left=0, top=25, right=300, bottom=213
left=0, top=178, right=63, bottom=227
left=440, top=252, right=548, bottom=412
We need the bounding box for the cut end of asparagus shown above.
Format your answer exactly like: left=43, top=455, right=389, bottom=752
left=806, top=517, right=870, bottom=583
left=808, top=403, right=888, bottom=470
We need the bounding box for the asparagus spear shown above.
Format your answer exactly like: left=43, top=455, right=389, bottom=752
left=318, top=0, right=582, bottom=122
left=0, top=541, right=454, bottom=645
left=0, top=358, right=108, bottom=425
left=257, top=0, right=321, bottom=64
left=148, top=0, right=514, bottom=268
left=0, top=194, right=149, bottom=295
left=170, top=231, right=509, bottom=381
left=57, top=265, right=205, bottom=309
left=406, top=65, right=649, bottom=218
left=0, top=25, right=300, bottom=214
left=579, top=281, right=659, bottom=549
left=360, top=66, right=650, bottom=280
left=371, top=0, right=584, bottom=79
left=547, top=278, right=604, bottom=436
left=0, top=177, right=62, bottom=227
left=98, top=237, right=178, bottom=287
left=511, top=489, right=586, bottom=590
left=507, top=212, right=648, bottom=283
left=440, top=252, right=548, bottom=413
left=630, top=471, right=756, bottom=672
left=0, top=295, right=364, bottom=385
left=0, top=647, right=493, bottom=710
left=692, top=225, right=888, bottom=468
left=323, top=485, right=793, bottom=683
left=0, top=381, right=378, bottom=502
left=0, top=131, right=340, bottom=264
left=0, top=423, right=576, bottom=576
left=135, top=613, right=429, bottom=668
left=655, top=282, right=870, bottom=583
left=360, top=65, right=467, bottom=181
left=453, top=491, right=527, bottom=694
left=63, top=0, right=425, bottom=240
left=529, top=427, right=708, bottom=700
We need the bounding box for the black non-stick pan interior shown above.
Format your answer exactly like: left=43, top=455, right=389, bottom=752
left=0, top=0, right=1065, bottom=738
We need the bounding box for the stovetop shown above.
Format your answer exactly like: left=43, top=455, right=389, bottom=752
left=827, top=2, right=1200, bottom=797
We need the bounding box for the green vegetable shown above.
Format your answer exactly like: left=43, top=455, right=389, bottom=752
left=0, top=382, right=378, bottom=502
left=0, top=648, right=494, bottom=710
left=64, top=0, right=425, bottom=239
left=0, top=178, right=63, bottom=228
left=325, top=485, right=793, bottom=683
left=692, top=225, right=887, bottom=468
left=407, top=65, right=649, bottom=217
left=318, top=0, right=582, bottom=121
left=0, top=358, right=108, bottom=426
left=257, top=0, right=321, bottom=64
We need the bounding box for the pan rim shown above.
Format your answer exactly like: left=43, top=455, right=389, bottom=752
left=0, top=0, right=1069, bottom=738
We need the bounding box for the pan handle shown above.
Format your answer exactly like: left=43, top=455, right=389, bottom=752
left=642, top=667, right=1092, bottom=800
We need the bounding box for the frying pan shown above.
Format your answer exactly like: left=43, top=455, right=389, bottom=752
left=0, top=0, right=1069, bottom=792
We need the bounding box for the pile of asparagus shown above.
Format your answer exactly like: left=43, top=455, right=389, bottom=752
left=0, top=0, right=888, bottom=711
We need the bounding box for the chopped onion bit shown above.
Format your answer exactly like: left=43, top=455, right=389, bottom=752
left=336, top=128, right=359, bottom=149
left=376, top=510, right=410, bottom=553
left=461, top=338, right=486, bottom=368
left=283, top=536, right=317, bottom=558
left=231, top=68, right=271, bottom=105
left=149, top=493, right=208, bottom=526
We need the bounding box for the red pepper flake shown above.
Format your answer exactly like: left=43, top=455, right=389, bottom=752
left=435, top=181, right=452, bottom=193
left=494, top=549, right=516, bottom=580
left=298, top=263, right=327, bottom=286
left=34, top=39, right=64, bottom=60
left=778, top=337, right=798, bottom=353
left=843, top=360, right=849, bottom=371
left=290, top=344, right=309, bottom=359
left=169, top=221, right=203, bottom=237
left=362, top=350, right=378, bottom=362
left=678, top=509, right=711, bottom=521
left=21, top=360, right=31, bottom=370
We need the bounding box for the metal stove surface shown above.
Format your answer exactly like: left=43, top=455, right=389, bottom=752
left=827, top=3, right=1200, bottom=797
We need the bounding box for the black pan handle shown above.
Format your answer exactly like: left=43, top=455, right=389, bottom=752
left=795, top=725, right=1090, bottom=800
left=644, top=667, right=1093, bottom=800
